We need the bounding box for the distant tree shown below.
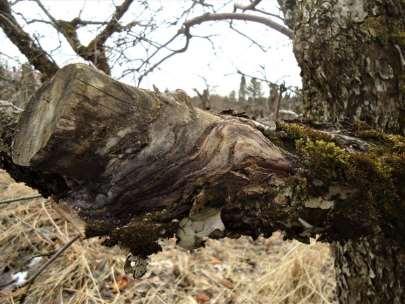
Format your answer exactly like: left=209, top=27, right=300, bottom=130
left=228, top=90, right=236, bottom=103
left=238, top=75, right=247, bottom=102
left=247, top=77, right=263, bottom=102
left=0, top=61, right=15, bottom=99
left=193, top=88, right=210, bottom=110
left=12, top=63, right=40, bottom=108
left=0, top=62, right=39, bottom=104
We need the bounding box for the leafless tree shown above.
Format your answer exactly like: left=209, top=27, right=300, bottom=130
left=0, top=0, right=290, bottom=82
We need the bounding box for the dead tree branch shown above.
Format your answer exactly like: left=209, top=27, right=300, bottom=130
left=0, top=0, right=58, bottom=79
left=31, top=0, right=135, bottom=74
left=1, top=64, right=403, bottom=262
left=183, top=13, right=293, bottom=39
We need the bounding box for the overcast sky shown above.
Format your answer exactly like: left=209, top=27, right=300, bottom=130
left=0, top=0, right=301, bottom=96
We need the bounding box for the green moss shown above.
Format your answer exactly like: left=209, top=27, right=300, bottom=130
left=276, top=122, right=333, bottom=152
left=295, top=137, right=403, bottom=219
left=277, top=122, right=332, bottom=142
left=362, top=16, right=387, bottom=43
left=354, top=127, right=405, bottom=154
left=392, top=31, right=405, bottom=46
left=296, top=139, right=349, bottom=184
left=268, top=123, right=404, bottom=223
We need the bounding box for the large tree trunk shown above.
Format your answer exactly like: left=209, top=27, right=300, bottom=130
left=280, top=0, right=405, bottom=134
left=1, top=64, right=404, bottom=303
left=333, top=234, right=405, bottom=304
left=278, top=0, right=405, bottom=302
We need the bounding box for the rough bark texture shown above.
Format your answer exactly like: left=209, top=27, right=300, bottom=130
left=280, top=0, right=405, bottom=134
left=278, top=0, right=405, bottom=302
left=333, top=234, right=405, bottom=304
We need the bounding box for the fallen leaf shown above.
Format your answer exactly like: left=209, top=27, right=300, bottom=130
left=114, top=275, right=132, bottom=292
left=209, top=257, right=222, bottom=265
left=220, top=278, right=234, bottom=289
left=195, top=292, right=210, bottom=303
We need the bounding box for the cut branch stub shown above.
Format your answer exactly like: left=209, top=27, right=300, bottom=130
left=11, top=63, right=293, bottom=255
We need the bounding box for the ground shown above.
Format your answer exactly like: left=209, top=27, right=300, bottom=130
left=0, top=170, right=336, bottom=304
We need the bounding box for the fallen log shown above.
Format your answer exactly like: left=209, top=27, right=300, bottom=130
left=1, top=64, right=404, bottom=261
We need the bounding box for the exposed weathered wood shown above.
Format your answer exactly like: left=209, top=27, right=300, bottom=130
left=8, top=64, right=298, bottom=256
left=1, top=64, right=404, bottom=303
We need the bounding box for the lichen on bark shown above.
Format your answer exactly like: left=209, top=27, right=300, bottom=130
left=281, top=0, right=405, bottom=134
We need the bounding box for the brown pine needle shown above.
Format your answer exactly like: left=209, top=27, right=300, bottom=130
left=0, top=194, right=43, bottom=205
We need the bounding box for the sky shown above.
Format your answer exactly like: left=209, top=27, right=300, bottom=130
left=0, top=0, right=301, bottom=96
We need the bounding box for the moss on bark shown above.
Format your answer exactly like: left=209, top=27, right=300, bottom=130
left=269, top=122, right=405, bottom=244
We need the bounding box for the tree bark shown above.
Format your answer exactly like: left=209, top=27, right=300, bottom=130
left=278, top=0, right=405, bottom=302
left=333, top=234, right=405, bottom=304
left=280, top=0, right=405, bottom=135
left=1, top=64, right=404, bottom=303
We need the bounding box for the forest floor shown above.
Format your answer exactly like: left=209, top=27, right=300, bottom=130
left=0, top=170, right=336, bottom=304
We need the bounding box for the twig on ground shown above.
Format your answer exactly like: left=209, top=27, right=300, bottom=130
left=19, top=234, right=81, bottom=303
left=0, top=194, right=43, bottom=206
left=0, top=234, right=80, bottom=294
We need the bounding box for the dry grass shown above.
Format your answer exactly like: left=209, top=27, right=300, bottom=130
left=0, top=170, right=336, bottom=304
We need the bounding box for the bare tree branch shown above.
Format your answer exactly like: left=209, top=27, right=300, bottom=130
left=2, top=0, right=292, bottom=85
left=233, top=0, right=284, bottom=21
left=130, top=5, right=292, bottom=83
left=31, top=0, right=136, bottom=74
left=136, top=31, right=191, bottom=85
left=88, top=0, right=134, bottom=48
left=183, top=12, right=293, bottom=39
left=229, top=21, right=267, bottom=52
left=0, top=0, right=58, bottom=79
left=250, top=8, right=285, bottom=21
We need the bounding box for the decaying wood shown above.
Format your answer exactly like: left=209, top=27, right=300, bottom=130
left=1, top=64, right=404, bottom=303
left=6, top=63, right=297, bottom=256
